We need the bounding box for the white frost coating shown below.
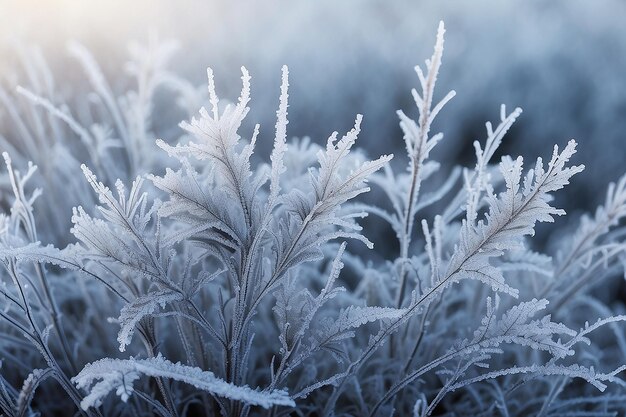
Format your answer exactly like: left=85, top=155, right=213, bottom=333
left=117, top=289, right=184, bottom=352
left=73, top=354, right=295, bottom=410
left=442, top=140, right=584, bottom=298
left=269, top=65, right=289, bottom=204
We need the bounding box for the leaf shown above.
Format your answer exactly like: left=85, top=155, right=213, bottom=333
left=117, top=289, right=184, bottom=352
left=15, top=369, right=54, bottom=417
left=7, top=243, right=81, bottom=270
left=443, top=141, right=584, bottom=297
left=318, top=306, right=407, bottom=345
left=73, top=354, right=295, bottom=410
left=466, top=297, right=576, bottom=359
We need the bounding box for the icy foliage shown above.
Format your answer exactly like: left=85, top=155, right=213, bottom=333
left=73, top=354, right=294, bottom=410
left=0, top=21, right=624, bottom=417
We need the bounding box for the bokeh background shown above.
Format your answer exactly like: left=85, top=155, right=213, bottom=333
left=1, top=0, right=625, bottom=234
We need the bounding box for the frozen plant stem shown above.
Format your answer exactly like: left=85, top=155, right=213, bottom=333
left=395, top=21, right=454, bottom=309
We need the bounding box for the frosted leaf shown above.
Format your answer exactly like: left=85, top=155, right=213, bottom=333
left=149, top=162, right=244, bottom=243
left=269, top=65, right=289, bottom=205
left=317, top=306, right=407, bottom=345
left=16, top=368, right=54, bottom=416
left=175, top=67, right=258, bottom=232
left=73, top=354, right=295, bottom=410
left=273, top=243, right=347, bottom=352
left=117, top=289, right=184, bottom=352
left=448, top=364, right=622, bottom=393
left=443, top=141, right=584, bottom=297
left=466, top=297, right=576, bottom=359
left=6, top=243, right=82, bottom=270
left=276, top=116, right=391, bottom=276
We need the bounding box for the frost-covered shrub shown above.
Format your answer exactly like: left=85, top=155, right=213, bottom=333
left=0, top=22, right=625, bottom=417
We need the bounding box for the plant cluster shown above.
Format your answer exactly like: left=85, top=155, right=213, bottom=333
left=0, top=22, right=625, bottom=416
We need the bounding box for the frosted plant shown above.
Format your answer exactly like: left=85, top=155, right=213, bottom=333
left=0, top=21, right=624, bottom=417
left=73, top=354, right=294, bottom=410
